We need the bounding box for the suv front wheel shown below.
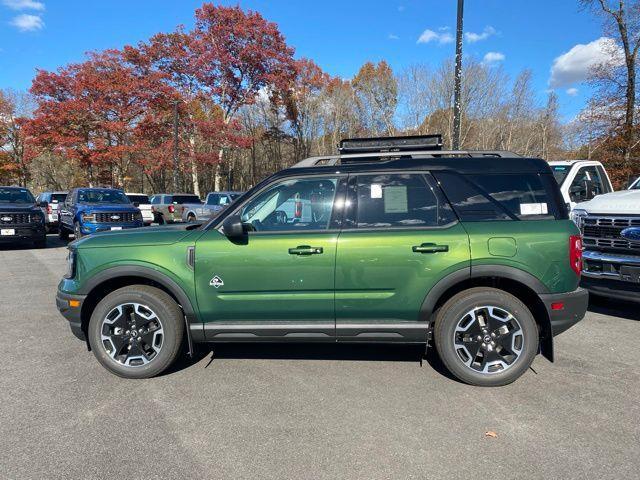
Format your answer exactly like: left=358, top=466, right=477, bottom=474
left=88, top=285, right=184, bottom=379
left=434, top=287, right=538, bottom=387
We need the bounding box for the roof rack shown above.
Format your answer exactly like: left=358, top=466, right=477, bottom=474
left=338, top=134, right=443, bottom=154
left=291, top=149, right=520, bottom=169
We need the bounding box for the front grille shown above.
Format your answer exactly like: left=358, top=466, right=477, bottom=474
left=0, top=213, right=31, bottom=225
left=94, top=212, right=136, bottom=223
left=582, top=216, right=640, bottom=251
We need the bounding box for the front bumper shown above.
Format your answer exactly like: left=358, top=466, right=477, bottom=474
left=0, top=224, right=45, bottom=242
left=56, top=289, right=87, bottom=340
left=80, top=221, right=143, bottom=235
left=581, top=250, right=640, bottom=302
left=539, top=287, right=589, bottom=336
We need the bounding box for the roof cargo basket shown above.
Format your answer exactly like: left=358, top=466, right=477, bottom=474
left=338, top=135, right=443, bottom=154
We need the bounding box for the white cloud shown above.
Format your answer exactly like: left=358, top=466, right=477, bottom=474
left=566, top=87, right=579, bottom=96
left=9, top=13, right=43, bottom=31
left=465, top=26, right=496, bottom=43
left=388, top=33, right=400, bottom=40
left=2, top=0, right=44, bottom=10
left=417, top=29, right=453, bottom=45
left=482, top=51, right=505, bottom=64
left=549, top=37, right=624, bottom=88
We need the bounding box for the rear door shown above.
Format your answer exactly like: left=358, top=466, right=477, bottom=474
left=335, top=172, right=470, bottom=342
left=59, top=189, right=75, bottom=229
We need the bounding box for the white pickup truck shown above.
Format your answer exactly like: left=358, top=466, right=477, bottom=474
left=548, top=160, right=613, bottom=209
left=570, top=188, right=640, bottom=303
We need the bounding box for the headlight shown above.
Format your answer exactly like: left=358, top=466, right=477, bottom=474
left=64, top=249, right=76, bottom=279
left=82, top=212, right=95, bottom=223
left=570, top=209, right=588, bottom=229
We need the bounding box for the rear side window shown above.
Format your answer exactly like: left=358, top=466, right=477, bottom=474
left=172, top=195, right=201, bottom=204
left=435, top=172, right=558, bottom=221
left=351, top=173, right=456, bottom=229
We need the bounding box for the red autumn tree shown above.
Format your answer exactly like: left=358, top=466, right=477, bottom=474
left=0, top=90, right=34, bottom=186
left=27, top=50, right=177, bottom=188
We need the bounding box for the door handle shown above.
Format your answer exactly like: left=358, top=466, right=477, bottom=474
left=288, top=245, right=323, bottom=255
left=412, top=243, right=449, bottom=254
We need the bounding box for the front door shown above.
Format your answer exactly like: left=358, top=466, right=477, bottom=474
left=335, top=172, right=471, bottom=342
left=194, top=175, right=346, bottom=340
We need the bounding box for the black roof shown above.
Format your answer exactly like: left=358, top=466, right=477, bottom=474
left=278, top=155, right=552, bottom=178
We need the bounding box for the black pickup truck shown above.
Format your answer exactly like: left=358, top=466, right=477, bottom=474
left=0, top=186, right=47, bottom=248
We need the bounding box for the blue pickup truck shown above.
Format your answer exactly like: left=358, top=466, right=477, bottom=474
left=58, top=188, right=143, bottom=239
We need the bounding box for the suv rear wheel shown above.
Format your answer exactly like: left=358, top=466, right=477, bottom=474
left=87, top=285, right=184, bottom=379
left=433, top=287, right=538, bottom=387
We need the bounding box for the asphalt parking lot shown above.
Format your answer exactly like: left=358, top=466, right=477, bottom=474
left=0, top=235, right=639, bottom=480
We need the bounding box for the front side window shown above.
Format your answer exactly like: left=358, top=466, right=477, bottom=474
left=206, top=194, right=220, bottom=206
left=569, top=166, right=606, bottom=203
left=353, top=173, right=455, bottom=229
left=240, top=176, right=339, bottom=232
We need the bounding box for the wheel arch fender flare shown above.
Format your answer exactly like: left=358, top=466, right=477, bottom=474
left=78, top=265, right=198, bottom=356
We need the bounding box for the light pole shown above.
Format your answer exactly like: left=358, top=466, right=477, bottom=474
left=452, top=0, right=464, bottom=150
left=173, top=100, right=179, bottom=192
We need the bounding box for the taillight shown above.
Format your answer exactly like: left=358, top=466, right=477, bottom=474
left=569, top=234, right=582, bottom=276
left=46, top=205, right=52, bottom=214
left=168, top=205, right=175, bottom=213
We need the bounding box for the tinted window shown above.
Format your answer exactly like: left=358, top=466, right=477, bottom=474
left=569, top=166, right=607, bottom=203
left=51, top=193, right=67, bottom=203
left=206, top=194, right=220, bottom=205
left=0, top=187, right=35, bottom=204
left=354, top=173, right=455, bottom=229
left=127, top=194, right=149, bottom=204
left=150, top=196, right=161, bottom=205
left=551, top=165, right=570, bottom=185
left=172, top=195, right=201, bottom=204
left=631, top=177, right=640, bottom=190
left=436, top=172, right=555, bottom=221
left=240, top=177, right=338, bottom=232
left=77, top=189, right=130, bottom=204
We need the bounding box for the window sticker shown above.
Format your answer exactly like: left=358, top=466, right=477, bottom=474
left=371, top=184, right=383, bottom=199
left=384, top=186, right=408, bottom=213
left=520, top=203, right=548, bottom=215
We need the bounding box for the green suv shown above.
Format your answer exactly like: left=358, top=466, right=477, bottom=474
left=56, top=136, right=588, bottom=386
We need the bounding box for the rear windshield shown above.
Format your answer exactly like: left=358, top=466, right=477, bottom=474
left=172, top=195, right=201, bottom=204
left=550, top=165, right=570, bottom=186
left=434, top=172, right=565, bottom=221
left=78, top=189, right=130, bottom=204
left=51, top=193, right=67, bottom=203
left=127, top=195, right=149, bottom=204
left=0, top=188, right=35, bottom=204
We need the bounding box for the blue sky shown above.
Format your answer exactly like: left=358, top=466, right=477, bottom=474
left=0, top=0, right=608, bottom=121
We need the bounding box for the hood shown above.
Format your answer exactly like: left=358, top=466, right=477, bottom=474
left=0, top=203, right=39, bottom=212
left=74, top=223, right=202, bottom=248
left=81, top=203, right=139, bottom=212
left=577, top=190, right=640, bottom=214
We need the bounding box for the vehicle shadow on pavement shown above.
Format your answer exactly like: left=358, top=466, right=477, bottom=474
left=163, top=342, right=461, bottom=382
left=588, top=296, right=640, bottom=321
left=0, top=235, right=69, bottom=251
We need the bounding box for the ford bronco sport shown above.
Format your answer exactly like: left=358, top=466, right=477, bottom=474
left=56, top=135, right=588, bottom=386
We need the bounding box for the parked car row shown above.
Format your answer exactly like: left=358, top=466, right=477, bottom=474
left=0, top=186, right=244, bottom=247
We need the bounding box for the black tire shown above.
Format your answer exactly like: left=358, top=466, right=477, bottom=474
left=88, top=285, right=184, bottom=379
left=156, top=214, right=165, bottom=225
left=187, top=213, right=196, bottom=223
left=58, top=226, right=69, bottom=240
left=73, top=222, right=83, bottom=239
left=433, top=287, right=539, bottom=387
left=34, top=234, right=47, bottom=249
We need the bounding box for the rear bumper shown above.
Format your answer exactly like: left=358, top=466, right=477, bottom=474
left=539, top=287, right=589, bottom=336
left=56, top=290, right=87, bottom=340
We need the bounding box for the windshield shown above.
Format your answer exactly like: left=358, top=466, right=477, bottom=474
left=551, top=165, right=570, bottom=186
left=0, top=188, right=35, bottom=204
left=173, top=195, right=201, bottom=204
left=127, top=195, right=149, bottom=204
left=78, top=189, right=131, bottom=204
left=630, top=178, right=640, bottom=189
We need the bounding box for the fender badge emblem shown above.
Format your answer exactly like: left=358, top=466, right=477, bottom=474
left=209, top=275, right=224, bottom=288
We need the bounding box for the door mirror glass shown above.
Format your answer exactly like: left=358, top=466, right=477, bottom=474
left=222, top=214, right=245, bottom=239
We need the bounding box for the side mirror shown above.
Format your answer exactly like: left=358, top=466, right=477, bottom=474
left=133, top=202, right=140, bottom=207
left=38, top=201, right=48, bottom=208
left=222, top=214, right=245, bottom=239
